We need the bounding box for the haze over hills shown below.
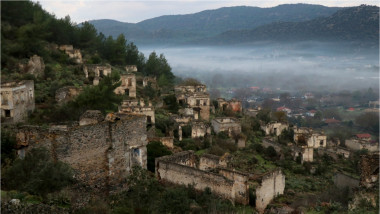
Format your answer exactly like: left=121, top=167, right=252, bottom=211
left=89, top=4, right=342, bottom=45
left=198, top=5, right=379, bottom=45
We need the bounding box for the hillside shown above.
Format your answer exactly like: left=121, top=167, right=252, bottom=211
left=89, top=4, right=340, bottom=44
left=194, top=5, right=379, bottom=45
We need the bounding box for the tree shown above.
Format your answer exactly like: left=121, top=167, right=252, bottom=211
left=147, top=141, right=172, bottom=172
left=273, top=111, right=287, bottom=122
left=144, top=52, right=175, bottom=88
left=355, top=112, right=379, bottom=134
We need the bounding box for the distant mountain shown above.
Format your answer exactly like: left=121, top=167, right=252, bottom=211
left=194, top=5, right=379, bottom=45
left=89, top=4, right=340, bottom=45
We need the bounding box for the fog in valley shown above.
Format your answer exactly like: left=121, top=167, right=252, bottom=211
left=140, top=42, right=379, bottom=95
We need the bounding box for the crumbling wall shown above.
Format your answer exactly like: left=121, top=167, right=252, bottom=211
left=255, top=169, right=285, bottom=213
left=345, top=139, right=379, bottom=152
left=211, top=118, right=241, bottom=136
left=18, top=55, right=45, bottom=77
left=156, top=151, right=249, bottom=205
left=191, top=122, right=210, bottom=138
left=114, top=74, right=136, bottom=98
left=55, top=86, right=82, bottom=105
left=261, top=122, right=288, bottom=136
left=199, top=154, right=227, bottom=170
left=15, top=115, right=147, bottom=193
left=359, top=154, right=379, bottom=188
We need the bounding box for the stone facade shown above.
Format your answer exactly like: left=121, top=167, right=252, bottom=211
left=18, top=55, right=45, bottom=77
left=15, top=114, right=148, bottom=194
left=79, top=110, right=104, bottom=126
left=217, top=98, right=242, bottom=112
left=253, top=169, right=285, bottom=213
left=83, top=64, right=112, bottom=85
left=359, top=154, right=379, bottom=188
left=155, top=151, right=285, bottom=212
left=261, top=122, right=288, bottom=136
left=191, top=121, right=211, bottom=138
left=1, top=80, right=35, bottom=123
left=345, top=139, right=378, bottom=153
left=155, top=151, right=249, bottom=205
left=212, top=117, right=241, bottom=137
left=143, top=76, right=157, bottom=88
left=55, top=86, right=82, bottom=105
left=125, top=65, right=138, bottom=72
left=118, top=99, right=154, bottom=124
left=59, top=45, right=82, bottom=64
left=175, top=84, right=210, bottom=120
left=114, top=74, right=137, bottom=98
left=293, top=127, right=327, bottom=148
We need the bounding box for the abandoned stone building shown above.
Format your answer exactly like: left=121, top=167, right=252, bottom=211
left=244, top=108, right=259, bottom=117
left=118, top=99, right=154, bottom=125
left=59, top=45, right=82, bottom=64
left=261, top=122, right=288, bottom=136
left=83, top=64, right=112, bottom=85
left=18, top=55, right=45, bottom=77
left=217, top=98, right=242, bottom=112
left=175, top=84, right=210, bottom=120
left=1, top=80, right=35, bottom=123
left=293, top=127, right=327, bottom=148
left=55, top=86, right=82, bottom=105
left=211, top=117, right=241, bottom=137
left=125, top=65, right=138, bottom=72
left=155, top=151, right=285, bottom=213
left=15, top=112, right=148, bottom=194
left=114, top=73, right=137, bottom=98
left=345, top=134, right=379, bottom=152
left=190, top=121, right=211, bottom=138
left=143, top=76, right=157, bottom=88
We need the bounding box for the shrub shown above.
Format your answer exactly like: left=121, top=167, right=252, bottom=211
left=147, top=141, right=172, bottom=172
left=2, top=147, right=74, bottom=197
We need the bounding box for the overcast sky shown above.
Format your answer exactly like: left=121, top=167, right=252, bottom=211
left=36, top=0, right=379, bottom=24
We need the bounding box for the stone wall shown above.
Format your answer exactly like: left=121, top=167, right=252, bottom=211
left=18, top=55, right=45, bottom=77
left=359, top=154, right=379, bottom=188
left=191, top=121, right=211, bottom=138
left=155, top=151, right=249, bottom=205
left=345, top=139, right=379, bottom=152
left=255, top=169, right=285, bottom=213
left=15, top=115, right=147, bottom=194
left=211, top=117, right=241, bottom=136
left=55, top=86, right=82, bottom=105
left=261, top=122, right=288, bottom=136
left=1, top=80, right=35, bottom=123
left=114, top=74, right=137, bottom=98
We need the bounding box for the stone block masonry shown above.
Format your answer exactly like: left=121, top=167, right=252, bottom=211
left=15, top=114, right=147, bottom=194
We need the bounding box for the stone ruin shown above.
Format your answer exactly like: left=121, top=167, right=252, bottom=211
left=175, top=84, right=210, bottom=120
left=59, top=45, right=83, bottom=64
left=15, top=112, right=148, bottom=194
left=211, top=117, right=241, bottom=137
left=83, top=64, right=112, bottom=85
left=293, top=127, right=327, bottom=148
left=217, top=98, right=242, bottom=112
left=118, top=98, right=154, bottom=125
left=143, top=76, right=157, bottom=88
left=155, top=151, right=285, bottom=213
left=359, top=154, right=379, bottom=188
left=114, top=73, right=137, bottom=98
left=79, top=110, right=104, bottom=126
left=1, top=80, right=35, bottom=123
left=55, top=86, right=82, bottom=105
left=125, top=65, right=138, bottom=72
left=18, top=55, right=45, bottom=77
left=261, top=122, right=288, bottom=137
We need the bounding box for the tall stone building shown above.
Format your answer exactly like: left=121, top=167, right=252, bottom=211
left=175, top=83, right=210, bottom=120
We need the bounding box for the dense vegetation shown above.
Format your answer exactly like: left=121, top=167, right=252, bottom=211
left=202, top=5, right=379, bottom=45
left=89, top=4, right=340, bottom=44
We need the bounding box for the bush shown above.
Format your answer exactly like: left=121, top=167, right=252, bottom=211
left=2, top=147, right=74, bottom=197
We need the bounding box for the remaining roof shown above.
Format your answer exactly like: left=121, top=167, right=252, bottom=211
left=356, top=133, right=371, bottom=139
left=309, top=110, right=317, bottom=113
left=347, top=107, right=355, bottom=111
